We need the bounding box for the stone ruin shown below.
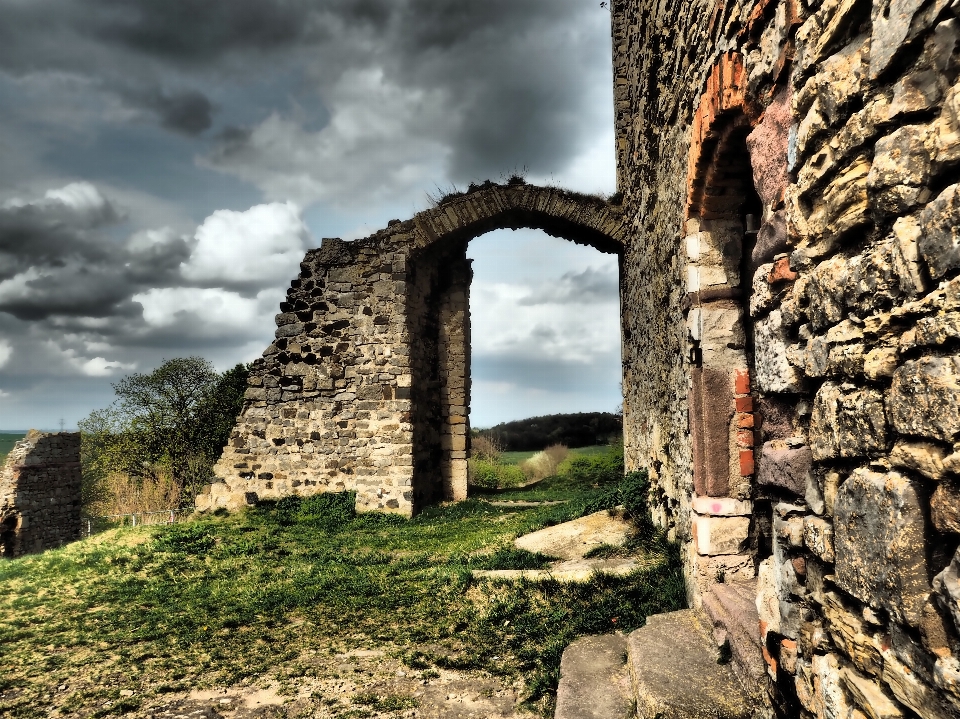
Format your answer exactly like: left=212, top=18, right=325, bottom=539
left=201, top=0, right=960, bottom=715
left=0, top=431, right=82, bottom=558
left=197, top=184, right=625, bottom=515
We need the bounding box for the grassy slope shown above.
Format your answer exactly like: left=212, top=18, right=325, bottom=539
left=0, top=433, right=26, bottom=464
left=0, top=478, right=684, bottom=718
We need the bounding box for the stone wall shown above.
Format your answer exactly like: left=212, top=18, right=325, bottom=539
left=615, top=0, right=960, bottom=715
left=198, top=184, right=626, bottom=516
left=0, top=430, right=82, bottom=558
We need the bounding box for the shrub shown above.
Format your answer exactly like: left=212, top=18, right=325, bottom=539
left=470, top=434, right=502, bottom=462
left=519, top=444, right=569, bottom=482
left=468, top=458, right=526, bottom=489
left=85, top=465, right=182, bottom=518
left=563, top=443, right=624, bottom=486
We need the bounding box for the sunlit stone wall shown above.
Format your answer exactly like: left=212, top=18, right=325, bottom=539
left=615, top=0, right=960, bottom=715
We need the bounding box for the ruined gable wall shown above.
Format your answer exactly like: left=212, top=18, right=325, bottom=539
left=0, top=430, right=82, bottom=557
left=617, top=0, right=960, bottom=715
left=204, top=228, right=420, bottom=515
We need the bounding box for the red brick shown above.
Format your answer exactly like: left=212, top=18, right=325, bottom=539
left=737, top=430, right=755, bottom=447
left=768, top=256, right=798, bottom=283
left=737, top=412, right=755, bottom=429
left=739, top=449, right=755, bottom=476
left=735, top=396, right=754, bottom=412
left=735, top=369, right=750, bottom=395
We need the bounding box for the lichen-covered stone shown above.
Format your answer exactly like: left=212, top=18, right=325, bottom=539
left=888, top=439, right=948, bottom=480
left=810, top=382, right=888, bottom=460
left=834, top=469, right=929, bottom=626
left=919, top=183, right=960, bottom=280
left=887, top=356, right=960, bottom=443
left=931, top=479, right=960, bottom=533
left=804, top=516, right=836, bottom=563
left=755, top=310, right=805, bottom=392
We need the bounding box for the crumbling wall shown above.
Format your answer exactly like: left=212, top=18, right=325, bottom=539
left=0, top=430, right=82, bottom=557
left=199, top=184, right=626, bottom=517
left=617, top=0, right=960, bottom=715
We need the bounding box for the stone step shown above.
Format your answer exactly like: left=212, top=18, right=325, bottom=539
left=627, top=609, right=756, bottom=719
left=555, top=634, right=635, bottom=719
left=701, top=579, right=766, bottom=692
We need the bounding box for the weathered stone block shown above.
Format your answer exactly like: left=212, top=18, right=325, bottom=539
left=932, top=479, right=960, bottom=533
left=804, top=516, right=836, bottom=564
left=887, top=356, right=960, bottom=443
left=867, top=125, right=932, bottom=214
left=920, top=183, right=960, bottom=279
left=870, top=0, right=926, bottom=79
left=841, top=667, right=904, bottom=719
left=889, top=439, right=947, bottom=480
left=810, top=382, right=888, bottom=460
left=755, top=310, right=805, bottom=393
left=808, top=255, right=848, bottom=330
left=834, top=469, right=929, bottom=625
left=691, top=496, right=753, bottom=516
left=758, top=441, right=812, bottom=496
left=692, top=515, right=750, bottom=556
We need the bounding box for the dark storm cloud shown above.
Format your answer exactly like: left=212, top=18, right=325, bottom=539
left=0, top=187, right=191, bottom=320
left=519, top=266, right=618, bottom=306
left=0, top=0, right=608, bottom=186
left=148, top=89, right=214, bottom=135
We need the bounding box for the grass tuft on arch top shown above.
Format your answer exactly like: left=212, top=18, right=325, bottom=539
left=0, top=455, right=683, bottom=718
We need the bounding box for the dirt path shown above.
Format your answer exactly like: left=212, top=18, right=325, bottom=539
left=142, top=646, right=532, bottom=719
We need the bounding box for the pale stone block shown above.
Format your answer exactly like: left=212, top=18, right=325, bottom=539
left=691, top=495, right=752, bottom=516
left=692, top=515, right=749, bottom=556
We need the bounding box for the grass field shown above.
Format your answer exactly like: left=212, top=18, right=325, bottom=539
left=0, top=432, right=26, bottom=464
left=0, top=457, right=683, bottom=718
left=499, top=445, right=609, bottom=467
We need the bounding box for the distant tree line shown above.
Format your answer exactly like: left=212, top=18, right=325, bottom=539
left=475, top=412, right=622, bottom=452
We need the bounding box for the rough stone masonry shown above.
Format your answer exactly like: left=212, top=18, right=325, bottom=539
left=612, top=0, right=960, bottom=715
left=200, top=0, right=960, bottom=715
left=0, top=431, right=82, bottom=558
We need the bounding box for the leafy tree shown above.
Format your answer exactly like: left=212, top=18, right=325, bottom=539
left=80, top=357, right=250, bottom=505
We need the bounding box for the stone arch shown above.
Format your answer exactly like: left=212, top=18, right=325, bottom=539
left=683, top=51, right=798, bottom=606
left=199, top=182, right=627, bottom=516
left=683, top=53, right=764, bottom=601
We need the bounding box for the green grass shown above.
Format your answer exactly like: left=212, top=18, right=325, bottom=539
left=0, top=475, right=683, bottom=718
left=499, top=445, right=609, bottom=467
left=0, top=433, right=26, bottom=464
left=499, top=450, right=538, bottom=465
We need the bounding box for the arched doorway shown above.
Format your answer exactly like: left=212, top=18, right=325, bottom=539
left=203, top=182, right=628, bottom=516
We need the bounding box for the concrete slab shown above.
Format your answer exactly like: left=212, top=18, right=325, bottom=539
left=473, top=556, right=663, bottom=583
left=514, top=509, right=632, bottom=560
left=555, top=634, right=634, bottom=719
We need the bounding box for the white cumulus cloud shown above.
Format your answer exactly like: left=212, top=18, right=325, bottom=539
left=180, top=202, right=310, bottom=289
left=134, top=286, right=283, bottom=338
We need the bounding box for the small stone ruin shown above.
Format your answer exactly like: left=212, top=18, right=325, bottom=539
left=0, top=430, right=82, bottom=558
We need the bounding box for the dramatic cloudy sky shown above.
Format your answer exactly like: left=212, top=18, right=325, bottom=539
left=0, top=0, right=620, bottom=430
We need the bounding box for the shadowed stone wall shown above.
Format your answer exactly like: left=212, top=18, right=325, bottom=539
left=198, top=183, right=626, bottom=516
left=0, top=430, right=82, bottom=558
left=615, top=0, right=960, bottom=715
